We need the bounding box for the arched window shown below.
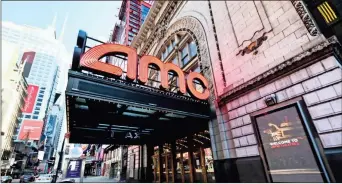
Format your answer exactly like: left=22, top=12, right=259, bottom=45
left=146, top=32, right=203, bottom=95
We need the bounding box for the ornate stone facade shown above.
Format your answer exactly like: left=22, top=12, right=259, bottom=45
left=131, top=1, right=342, bottom=182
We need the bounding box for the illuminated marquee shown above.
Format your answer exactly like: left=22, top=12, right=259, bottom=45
left=80, top=44, right=210, bottom=100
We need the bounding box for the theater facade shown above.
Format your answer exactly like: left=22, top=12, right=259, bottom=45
left=128, top=1, right=342, bottom=183
left=66, top=1, right=342, bottom=183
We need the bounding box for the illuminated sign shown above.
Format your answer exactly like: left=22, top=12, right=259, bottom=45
left=80, top=44, right=210, bottom=100
left=317, top=1, right=338, bottom=25
left=255, top=106, right=325, bottom=182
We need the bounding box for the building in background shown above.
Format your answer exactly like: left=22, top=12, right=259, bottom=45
left=1, top=17, right=70, bottom=173
left=110, top=0, right=152, bottom=46
left=1, top=41, right=28, bottom=173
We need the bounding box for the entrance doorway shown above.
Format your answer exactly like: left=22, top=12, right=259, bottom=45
left=151, top=131, right=215, bottom=183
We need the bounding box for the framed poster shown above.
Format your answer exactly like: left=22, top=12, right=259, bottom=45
left=251, top=99, right=333, bottom=183
left=66, top=159, right=83, bottom=178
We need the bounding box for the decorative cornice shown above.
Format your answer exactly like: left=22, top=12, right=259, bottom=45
left=218, top=38, right=338, bottom=106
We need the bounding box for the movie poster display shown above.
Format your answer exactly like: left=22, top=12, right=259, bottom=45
left=65, top=159, right=83, bottom=178
left=254, top=105, right=325, bottom=182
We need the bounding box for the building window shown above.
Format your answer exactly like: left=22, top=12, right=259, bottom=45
left=172, top=40, right=176, bottom=47
left=128, top=32, right=136, bottom=37
left=167, top=43, right=173, bottom=54
left=36, top=102, right=42, bottom=106
left=33, top=116, right=38, bottom=119
left=37, top=98, right=43, bottom=102
left=25, top=115, right=31, bottom=118
left=161, top=50, right=168, bottom=61
left=180, top=46, right=189, bottom=66
left=34, top=111, right=39, bottom=115
left=172, top=57, right=178, bottom=66
left=189, top=41, right=197, bottom=57
left=130, top=18, right=140, bottom=25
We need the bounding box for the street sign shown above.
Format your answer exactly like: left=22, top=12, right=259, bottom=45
left=65, top=159, right=82, bottom=178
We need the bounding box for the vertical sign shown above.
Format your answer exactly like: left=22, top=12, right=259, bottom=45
left=254, top=105, right=325, bottom=182
left=22, top=85, right=39, bottom=113
left=21, top=51, right=36, bottom=78
left=66, top=159, right=82, bottom=178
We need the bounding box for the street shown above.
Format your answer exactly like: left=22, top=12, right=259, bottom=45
left=11, top=176, right=118, bottom=183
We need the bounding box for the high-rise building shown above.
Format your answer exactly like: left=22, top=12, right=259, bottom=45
left=1, top=19, right=70, bottom=172
left=112, top=0, right=152, bottom=46
left=1, top=41, right=28, bottom=163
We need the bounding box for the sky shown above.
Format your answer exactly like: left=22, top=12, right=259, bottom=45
left=2, top=1, right=122, bottom=54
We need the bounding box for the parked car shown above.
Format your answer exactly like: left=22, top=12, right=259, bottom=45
left=19, top=173, right=35, bottom=183
left=34, top=174, right=54, bottom=183
left=1, top=176, right=13, bottom=183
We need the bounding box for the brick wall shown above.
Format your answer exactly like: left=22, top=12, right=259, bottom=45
left=212, top=56, right=341, bottom=160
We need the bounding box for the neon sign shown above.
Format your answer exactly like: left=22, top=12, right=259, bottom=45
left=80, top=44, right=210, bottom=100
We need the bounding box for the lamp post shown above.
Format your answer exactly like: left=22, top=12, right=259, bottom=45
left=52, top=132, right=69, bottom=183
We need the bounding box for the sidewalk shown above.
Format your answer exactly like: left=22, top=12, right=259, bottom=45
left=83, top=176, right=120, bottom=183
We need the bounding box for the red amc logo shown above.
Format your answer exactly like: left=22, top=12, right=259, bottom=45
left=80, top=44, right=210, bottom=100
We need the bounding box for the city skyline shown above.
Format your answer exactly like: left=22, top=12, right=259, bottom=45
left=2, top=1, right=121, bottom=54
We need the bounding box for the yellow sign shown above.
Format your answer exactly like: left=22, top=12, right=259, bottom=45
left=317, top=2, right=338, bottom=24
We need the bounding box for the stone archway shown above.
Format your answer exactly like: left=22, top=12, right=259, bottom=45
left=153, top=16, right=217, bottom=103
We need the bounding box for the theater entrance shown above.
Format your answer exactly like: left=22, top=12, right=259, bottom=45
left=66, top=30, right=214, bottom=183
left=151, top=133, right=215, bottom=183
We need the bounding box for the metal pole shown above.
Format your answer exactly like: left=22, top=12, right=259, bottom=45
left=52, top=137, right=65, bottom=183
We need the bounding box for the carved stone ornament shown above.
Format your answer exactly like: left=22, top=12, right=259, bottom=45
left=291, top=1, right=319, bottom=36
left=156, top=22, right=168, bottom=41
left=152, top=16, right=217, bottom=103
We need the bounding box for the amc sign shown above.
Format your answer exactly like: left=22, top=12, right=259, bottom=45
left=79, top=44, right=210, bottom=100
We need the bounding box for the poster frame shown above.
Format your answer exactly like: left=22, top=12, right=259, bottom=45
left=250, top=97, right=335, bottom=183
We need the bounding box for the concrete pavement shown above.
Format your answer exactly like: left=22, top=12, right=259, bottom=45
left=83, top=176, right=119, bottom=183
